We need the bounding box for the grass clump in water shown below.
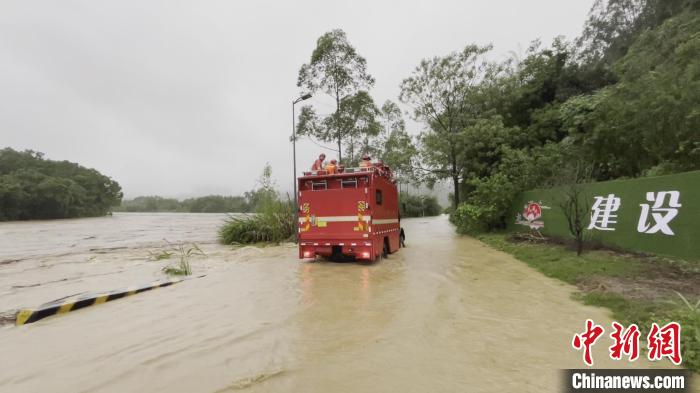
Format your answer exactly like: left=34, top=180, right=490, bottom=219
left=148, top=249, right=173, bottom=261
left=162, top=243, right=205, bottom=276
left=219, top=164, right=295, bottom=245
left=219, top=201, right=294, bottom=244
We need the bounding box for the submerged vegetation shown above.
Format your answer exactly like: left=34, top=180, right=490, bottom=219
left=218, top=164, right=295, bottom=245
left=156, top=242, right=205, bottom=276
left=0, top=148, right=122, bottom=221
left=219, top=204, right=294, bottom=244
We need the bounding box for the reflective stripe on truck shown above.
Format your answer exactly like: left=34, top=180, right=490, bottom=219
left=297, top=215, right=371, bottom=223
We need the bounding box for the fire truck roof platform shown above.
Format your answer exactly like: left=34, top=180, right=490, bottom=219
left=299, top=166, right=394, bottom=181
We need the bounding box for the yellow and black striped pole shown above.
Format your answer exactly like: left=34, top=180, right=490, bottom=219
left=15, top=276, right=197, bottom=326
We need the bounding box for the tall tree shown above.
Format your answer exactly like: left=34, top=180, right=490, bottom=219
left=576, top=0, right=646, bottom=63
left=337, top=91, right=382, bottom=164
left=377, top=100, right=417, bottom=182
left=296, top=29, right=375, bottom=162
left=399, top=44, right=495, bottom=208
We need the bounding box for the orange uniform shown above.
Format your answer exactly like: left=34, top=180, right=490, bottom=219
left=325, top=163, right=337, bottom=174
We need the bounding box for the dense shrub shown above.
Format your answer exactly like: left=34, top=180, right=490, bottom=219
left=451, top=173, right=520, bottom=234
left=218, top=201, right=294, bottom=244
left=450, top=203, right=492, bottom=234
left=218, top=164, right=295, bottom=244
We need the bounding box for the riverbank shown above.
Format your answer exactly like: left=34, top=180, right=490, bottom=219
left=478, top=233, right=700, bottom=372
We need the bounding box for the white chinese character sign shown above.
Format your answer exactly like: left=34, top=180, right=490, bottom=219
left=510, top=171, right=697, bottom=260
left=637, top=191, right=682, bottom=236
left=585, top=191, right=682, bottom=237
left=588, top=194, right=621, bottom=231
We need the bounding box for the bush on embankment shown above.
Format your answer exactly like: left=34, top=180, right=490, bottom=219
left=218, top=164, right=295, bottom=244
left=219, top=202, right=295, bottom=244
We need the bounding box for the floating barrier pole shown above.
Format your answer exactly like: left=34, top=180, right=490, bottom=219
left=15, top=276, right=201, bottom=326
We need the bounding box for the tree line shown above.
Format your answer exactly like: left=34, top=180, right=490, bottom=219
left=117, top=164, right=283, bottom=213
left=295, top=0, right=700, bottom=233
left=118, top=186, right=441, bottom=217
left=115, top=195, right=250, bottom=213
left=0, top=148, right=123, bottom=221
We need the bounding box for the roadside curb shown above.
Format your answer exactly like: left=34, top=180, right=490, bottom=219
left=15, top=276, right=201, bottom=326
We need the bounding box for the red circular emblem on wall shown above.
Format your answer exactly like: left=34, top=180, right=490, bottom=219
left=524, top=203, right=542, bottom=221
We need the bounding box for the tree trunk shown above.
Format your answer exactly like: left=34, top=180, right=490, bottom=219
left=336, top=95, right=342, bottom=162
left=451, top=149, right=459, bottom=209
left=452, top=175, right=460, bottom=210
left=576, top=238, right=583, bottom=256
left=338, top=138, right=342, bottom=163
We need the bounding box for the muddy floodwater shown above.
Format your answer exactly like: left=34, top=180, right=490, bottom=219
left=0, top=213, right=691, bottom=392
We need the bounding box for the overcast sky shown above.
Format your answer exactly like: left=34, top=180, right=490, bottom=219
left=1, top=0, right=594, bottom=199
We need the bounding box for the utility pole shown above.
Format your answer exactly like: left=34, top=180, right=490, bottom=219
left=292, top=93, right=312, bottom=243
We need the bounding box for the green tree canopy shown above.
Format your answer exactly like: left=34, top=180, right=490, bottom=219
left=399, top=44, right=498, bottom=208
left=296, top=29, right=377, bottom=162
left=0, top=148, right=122, bottom=220
left=376, top=100, right=418, bottom=183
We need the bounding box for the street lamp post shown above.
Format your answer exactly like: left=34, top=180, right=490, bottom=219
left=292, top=93, right=312, bottom=243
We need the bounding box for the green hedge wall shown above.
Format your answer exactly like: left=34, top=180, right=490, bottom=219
left=508, top=171, right=700, bottom=260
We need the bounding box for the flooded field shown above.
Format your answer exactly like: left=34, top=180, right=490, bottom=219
left=0, top=213, right=689, bottom=392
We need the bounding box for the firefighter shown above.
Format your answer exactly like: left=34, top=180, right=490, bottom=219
left=375, top=158, right=387, bottom=174
left=359, top=154, right=372, bottom=168
left=311, top=153, right=326, bottom=171
left=325, top=159, right=338, bottom=174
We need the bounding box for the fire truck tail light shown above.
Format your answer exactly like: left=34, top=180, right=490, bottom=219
left=361, top=252, right=371, bottom=259
left=303, top=250, right=313, bottom=258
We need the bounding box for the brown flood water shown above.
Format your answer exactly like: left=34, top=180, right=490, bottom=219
left=0, top=213, right=691, bottom=392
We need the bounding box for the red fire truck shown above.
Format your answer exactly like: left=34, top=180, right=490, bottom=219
left=297, top=165, right=402, bottom=262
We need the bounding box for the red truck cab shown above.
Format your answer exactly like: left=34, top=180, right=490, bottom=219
left=297, top=165, right=401, bottom=262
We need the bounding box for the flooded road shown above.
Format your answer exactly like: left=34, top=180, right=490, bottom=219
left=0, top=214, right=689, bottom=392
